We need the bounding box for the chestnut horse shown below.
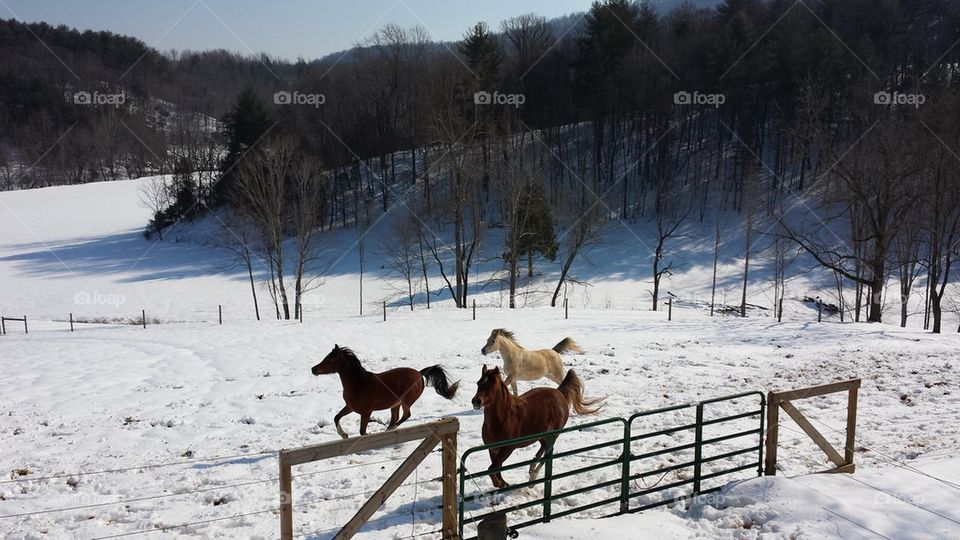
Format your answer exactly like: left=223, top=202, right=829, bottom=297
left=311, top=345, right=459, bottom=438
left=471, top=365, right=603, bottom=488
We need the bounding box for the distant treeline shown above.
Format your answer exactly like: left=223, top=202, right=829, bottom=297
left=2, top=1, right=960, bottom=329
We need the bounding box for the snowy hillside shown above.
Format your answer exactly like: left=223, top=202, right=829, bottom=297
left=2, top=179, right=960, bottom=539
left=3, top=176, right=943, bottom=327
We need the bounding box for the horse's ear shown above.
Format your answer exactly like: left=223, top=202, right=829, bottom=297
left=481, top=364, right=488, bottom=373
left=492, top=366, right=500, bottom=374
left=334, top=344, right=339, bottom=350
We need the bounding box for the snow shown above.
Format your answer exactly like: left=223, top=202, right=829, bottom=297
left=528, top=455, right=960, bottom=539
left=1, top=179, right=960, bottom=539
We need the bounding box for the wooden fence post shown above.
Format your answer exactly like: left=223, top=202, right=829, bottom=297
left=70, top=313, right=74, bottom=332
left=817, top=298, right=822, bottom=323
left=142, top=309, right=146, bottom=329
left=668, top=299, right=673, bottom=321
left=219, top=305, right=223, bottom=325
left=845, top=384, right=859, bottom=465
left=383, top=301, right=387, bottom=322
left=472, top=299, right=476, bottom=321
left=279, top=454, right=293, bottom=540
left=564, top=298, right=568, bottom=320
left=778, top=298, right=783, bottom=322
left=764, top=392, right=779, bottom=476
left=441, top=430, right=458, bottom=539
left=23, top=316, right=27, bottom=334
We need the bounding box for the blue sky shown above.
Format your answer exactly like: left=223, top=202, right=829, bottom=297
left=0, top=0, right=595, bottom=60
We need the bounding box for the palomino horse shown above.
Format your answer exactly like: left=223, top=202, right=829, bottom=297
left=480, top=328, right=583, bottom=395
left=311, top=344, right=460, bottom=438
left=471, top=365, right=603, bottom=488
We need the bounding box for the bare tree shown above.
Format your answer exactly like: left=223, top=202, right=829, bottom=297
left=232, top=141, right=295, bottom=319
left=709, top=214, right=721, bottom=316
left=768, top=235, right=799, bottom=319
left=920, top=92, right=960, bottom=333
left=138, top=176, right=170, bottom=239
left=781, top=108, right=925, bottom=323
left=650, top=208, right=688, bottom=311
left=218, top=213, right=262, bottom=320
left=383, top=213, right=421, bottom=310
left=550, top=198, right=604, bottom=308
left=290, top=156, right=326, bottom=319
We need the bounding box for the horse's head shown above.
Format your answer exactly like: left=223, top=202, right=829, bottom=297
left=481, top=329, right=506, bottom=356
left=311, top=344, right=348, bottom=376
left=471, top=364, right=503, bottom=410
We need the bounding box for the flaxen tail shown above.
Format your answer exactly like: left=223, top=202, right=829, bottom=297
left=552, top=337, right=583, bottom=355
left=420, top=365, right=460, bottom=399
left=557, top=369, right=604, bottom=415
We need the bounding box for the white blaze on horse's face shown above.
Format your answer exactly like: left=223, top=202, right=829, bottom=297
left=481, top=331, right=499, bottom=356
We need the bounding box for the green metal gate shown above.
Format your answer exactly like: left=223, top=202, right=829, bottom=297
left=458, top=391, right=765, bottom=539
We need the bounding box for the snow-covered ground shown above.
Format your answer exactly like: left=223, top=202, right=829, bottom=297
left=2, top=180, right=960, bottom=539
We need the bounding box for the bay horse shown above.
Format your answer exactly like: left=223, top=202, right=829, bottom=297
left=480, top=329, right=583, bottom=395
left=311, top=344, right=459, bottom=438
left=471, top=365, right=603, bottom=488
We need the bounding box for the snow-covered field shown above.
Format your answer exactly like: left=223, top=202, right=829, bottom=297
left=2, top=180, right=960, bottom=539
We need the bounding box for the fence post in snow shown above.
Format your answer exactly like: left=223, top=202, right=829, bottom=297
left=778, top=298, right=783, bottom=322
left=70, top=313, right=74, bottom=332
left=142, top=310, right=146, bottom=329
left=473, top=299, right=476, bottom=321
left=817, top=298, right=822, bottom=323
left=23, top=316, right=27, bottom=334
left=668, top=299, right=673, bottom=321
left=564, top=298, right=568, bottom=320
left=219, top=305, right=223, bottom=325
left=383, top=301, right=386, bottom=322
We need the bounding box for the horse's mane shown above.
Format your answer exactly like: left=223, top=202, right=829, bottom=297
left=336, top=346, right=364, bottom=369
left=494, top=328, right=518, bottom=345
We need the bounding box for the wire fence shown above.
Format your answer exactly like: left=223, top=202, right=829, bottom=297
left=3, top=445, right=449, bottom=538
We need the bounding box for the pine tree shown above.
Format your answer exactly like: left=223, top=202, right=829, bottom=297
left=211, top=87, right=272, bottom=206
left=517, top=181, right=557, bottom=277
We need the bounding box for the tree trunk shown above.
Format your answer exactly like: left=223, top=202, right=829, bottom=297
left=246, top=257, right=260, bottom=321
left=710, top=221, right=720, bottom=316
left=931, top=292, right=942, bottom=334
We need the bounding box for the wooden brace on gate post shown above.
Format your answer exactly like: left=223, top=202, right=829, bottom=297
left=764, top=379, right=860, bottom=476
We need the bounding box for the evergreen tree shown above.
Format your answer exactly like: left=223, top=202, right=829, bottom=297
left=517, top=181, right=557, bottom=276
left=211, top=87, right=273, bottom=206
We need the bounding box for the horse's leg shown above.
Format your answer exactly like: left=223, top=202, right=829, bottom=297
left=333, top=406, right=352, bottom=439
left=386, top=406, right=400, bottom=430
left=358, top=412, right=371, bottom=436
left=504, top=373, right=518, bottom=396
left=529, top=437, right=554, bottom=481
left=396, top=403, right=412, bottom=427
left=488, top=447, right=514, bottom=489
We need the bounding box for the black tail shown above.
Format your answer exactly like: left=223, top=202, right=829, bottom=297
left=420, top=365, right=460, bottom=400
